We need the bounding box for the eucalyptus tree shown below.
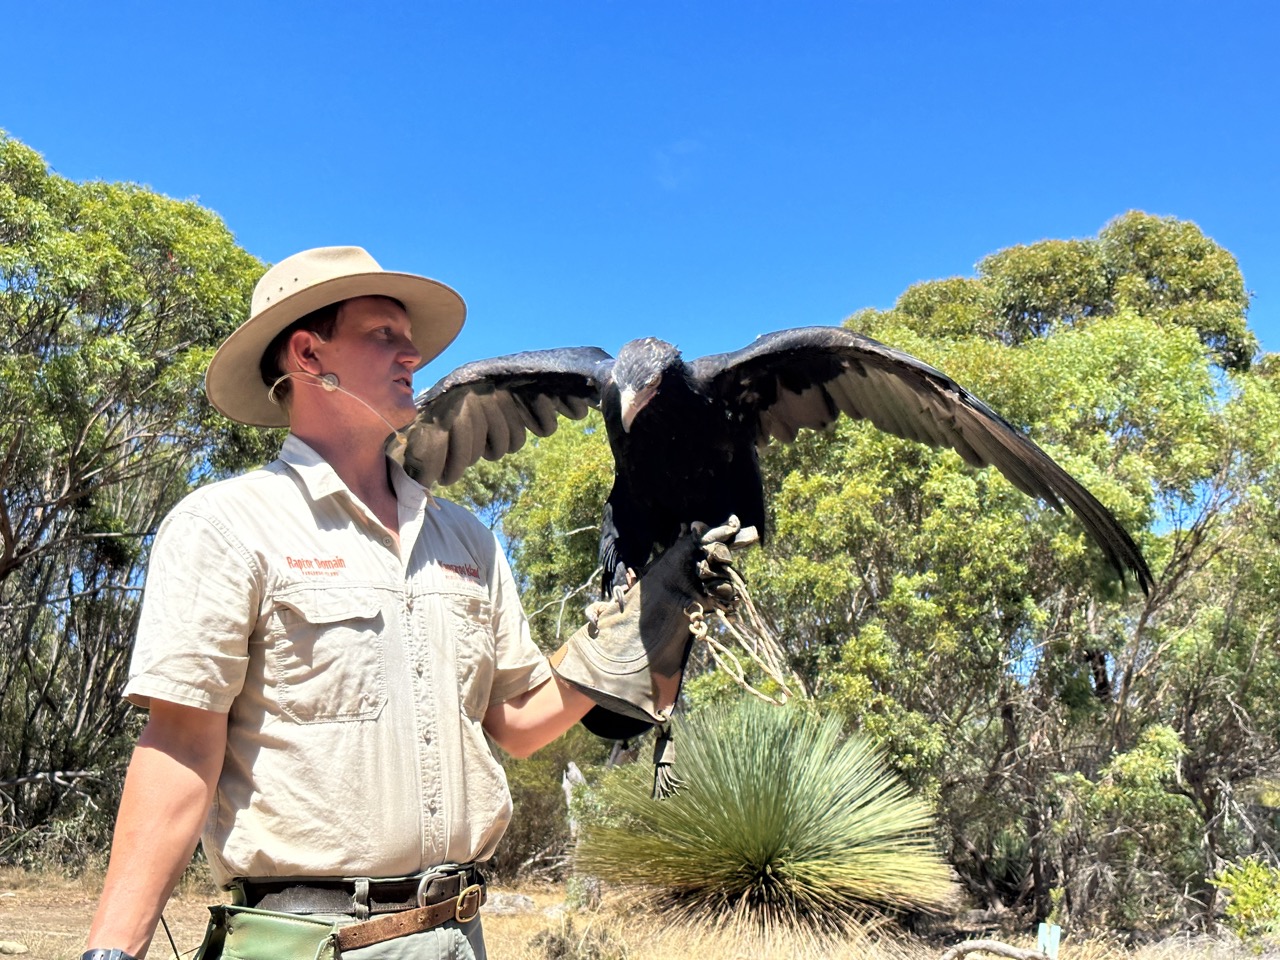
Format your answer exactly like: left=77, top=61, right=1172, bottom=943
left=0, top=133, right=272, bottom=860
left=500, top=212, right=1276, bottom=929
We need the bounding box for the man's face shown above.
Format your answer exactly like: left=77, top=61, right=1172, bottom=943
left=312, top=296, right=422, bottom=430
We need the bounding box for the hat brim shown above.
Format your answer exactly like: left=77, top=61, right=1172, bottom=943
left=205, top=270, right=465, bottom=427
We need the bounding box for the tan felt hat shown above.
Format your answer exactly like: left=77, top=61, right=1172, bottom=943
left=205, top=246, right=466, bottom=426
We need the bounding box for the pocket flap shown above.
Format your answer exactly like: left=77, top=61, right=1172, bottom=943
left=275, top=586, right=382, bottom=624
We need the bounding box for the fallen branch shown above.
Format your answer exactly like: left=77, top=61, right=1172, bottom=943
left=0, top=769, right=100, bottom=789
left=940, top=941, right=1050, bottom=960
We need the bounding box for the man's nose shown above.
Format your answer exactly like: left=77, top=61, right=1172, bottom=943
left=399, top=335, right=422, bottom=368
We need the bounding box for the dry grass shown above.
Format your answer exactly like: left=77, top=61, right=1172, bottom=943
left=490, top=893, right=1267, bottom=960
left=0, top=868, right=1266, bottom=960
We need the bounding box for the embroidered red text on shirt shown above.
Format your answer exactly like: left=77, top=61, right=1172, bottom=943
left=440, top=561, right=481, bottom=583
left=286, top=555, right=348, bottom=576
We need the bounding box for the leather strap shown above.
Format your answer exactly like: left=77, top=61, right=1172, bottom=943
left=333, top=883, right=486, bottom=952
left=239, top=868, right=480, bottom=915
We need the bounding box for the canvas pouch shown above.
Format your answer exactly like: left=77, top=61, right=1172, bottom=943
left=193, top=903, right=338, bottom=960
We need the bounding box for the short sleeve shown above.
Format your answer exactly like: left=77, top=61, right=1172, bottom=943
left=484, top=535, right=552, bottom=707
left=124, top=507, right=262, bottom=712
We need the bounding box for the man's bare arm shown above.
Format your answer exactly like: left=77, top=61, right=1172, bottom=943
left=86, top=701, right=228, bottom=956
left=482, top=673, right=593, bottom=759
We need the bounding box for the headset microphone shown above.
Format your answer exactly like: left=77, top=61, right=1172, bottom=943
left=267, top=370, right=408, bottom=440
left=265, top=369, right=430, bottom=504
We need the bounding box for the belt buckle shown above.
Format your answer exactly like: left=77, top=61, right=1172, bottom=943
left=415, top=866, right=452, bottom=908
left=454, top=883, right=482, bottom=923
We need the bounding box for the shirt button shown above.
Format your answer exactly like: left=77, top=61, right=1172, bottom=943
left=382, top=536, right=392, bottom=546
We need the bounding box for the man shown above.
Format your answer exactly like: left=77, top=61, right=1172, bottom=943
left=84, top=247, right=739, bottom=960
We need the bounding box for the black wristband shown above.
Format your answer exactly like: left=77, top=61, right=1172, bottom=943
left=83, top=950, right=140, bottom=960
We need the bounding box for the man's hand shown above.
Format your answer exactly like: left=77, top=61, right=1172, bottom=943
left=550, top=517, right=757, bottom=739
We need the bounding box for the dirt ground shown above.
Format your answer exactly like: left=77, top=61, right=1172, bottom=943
left=0, top=869, right=207, bottom=960
left=0, top=869, right=567, bottom=960
left=3, top=867, right=1273, bottom=960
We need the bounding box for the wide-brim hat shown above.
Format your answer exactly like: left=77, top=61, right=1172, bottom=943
left=205, top=245, right=466, bottom=426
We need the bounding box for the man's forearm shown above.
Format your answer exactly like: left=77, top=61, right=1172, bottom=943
left=87, top=703, right=227, bottom=956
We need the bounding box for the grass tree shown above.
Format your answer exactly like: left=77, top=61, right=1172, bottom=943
left=574, top=698, right=956, bottom=933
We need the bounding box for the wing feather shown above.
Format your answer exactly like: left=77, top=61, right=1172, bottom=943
left=689, top=325, right=1153, bottom=592
left=403, top=347, right=610, bottom=487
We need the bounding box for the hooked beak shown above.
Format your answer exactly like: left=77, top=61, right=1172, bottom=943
left=619, top=382, right=658, bottom=432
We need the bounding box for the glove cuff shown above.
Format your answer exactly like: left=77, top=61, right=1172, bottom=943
left=549, top=630, right=673, bottom=729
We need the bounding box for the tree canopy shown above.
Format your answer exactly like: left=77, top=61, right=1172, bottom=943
left=0, top=132, right=275, bottom=857
left=502, top=211, right=1277, bottom=931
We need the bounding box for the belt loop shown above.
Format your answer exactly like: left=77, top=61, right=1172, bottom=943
left=353, top=878, right=370, bottom=920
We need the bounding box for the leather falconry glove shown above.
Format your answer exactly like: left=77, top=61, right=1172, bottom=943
left=549, top=516, right=758, bottom=742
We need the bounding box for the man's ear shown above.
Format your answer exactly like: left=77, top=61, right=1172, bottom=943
left=287, top=328, right=325, bottom=375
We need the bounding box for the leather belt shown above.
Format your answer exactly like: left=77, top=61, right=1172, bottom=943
left=333, top=882, right=485, bottom=952
left=237, top=866, right=485, bottom=924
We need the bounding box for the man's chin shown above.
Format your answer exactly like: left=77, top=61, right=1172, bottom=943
left=388, top=404, right=417, bottom=432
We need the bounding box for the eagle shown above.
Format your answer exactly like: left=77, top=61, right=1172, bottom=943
left=403, top=326, right=1153, bottom=599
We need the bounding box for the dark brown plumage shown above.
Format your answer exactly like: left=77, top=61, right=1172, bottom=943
left=404, top=326, right=1153, bottom=598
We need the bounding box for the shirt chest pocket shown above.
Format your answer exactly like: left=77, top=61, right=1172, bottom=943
left=441, top=592, right=495, bottom=722
left=269, top=586, right=388, bottom=724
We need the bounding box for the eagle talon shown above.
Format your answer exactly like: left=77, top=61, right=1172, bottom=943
left=699, top=515, right=742, bottom=545
left=609, top=567, right=637, bottom=611
left=584, top=600, right=613, bottom=628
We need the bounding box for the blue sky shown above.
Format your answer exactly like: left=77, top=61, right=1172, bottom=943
left=5, top=1, right=1277, bottom=392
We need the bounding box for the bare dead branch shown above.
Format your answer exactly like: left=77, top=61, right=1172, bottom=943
left=939, top=940, right=1050, bottom=960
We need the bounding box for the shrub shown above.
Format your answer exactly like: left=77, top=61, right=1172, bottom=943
left=574, top=698, right=956, bottom=933
left=1212, top=857, right=1280, bottom=945
left=490, top=725, right=612, bottom=883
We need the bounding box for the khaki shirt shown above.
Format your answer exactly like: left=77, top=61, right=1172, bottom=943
left=124, top=435, right=551, bottom=887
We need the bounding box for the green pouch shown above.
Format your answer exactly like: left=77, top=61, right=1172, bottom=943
left=194, top=903, right=339, bottom=960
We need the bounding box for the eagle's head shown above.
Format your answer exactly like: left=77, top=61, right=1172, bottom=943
left=614, top=338, right=683, bottom=432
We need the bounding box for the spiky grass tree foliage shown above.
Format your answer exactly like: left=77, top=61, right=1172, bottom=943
left=574, top=699, right=956, bottom=932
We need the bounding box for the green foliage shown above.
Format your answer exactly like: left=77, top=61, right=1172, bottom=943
left=498, top=210, right=1274, bottom=930
left=488, top=726, right=611, bottom=883
left=503, top=417, right=614, bottom=647
left=1049, top=726, right=1201, bottom=928
left=1101, top=211, right=1254, bottom=371
left=893, top=210, right=1255, bottom=371
left=979, top=238, right=1111, bottom=340
left=1212, top=857, right=1280, bottom=944
left=0, top=131, right=274, bottom=859
left=575, top=699, right=955, bottom=932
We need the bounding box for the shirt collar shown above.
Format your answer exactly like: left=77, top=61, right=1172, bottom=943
left=279, top=433, right=428, bottom=512
left=389, top=455, right=428, bottom=513
left=278, top=434, right=350, bottom=502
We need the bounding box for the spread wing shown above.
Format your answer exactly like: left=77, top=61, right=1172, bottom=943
left=404, top=347, right=612, bottom=487
left=688, top=325, right=1153, bottom=593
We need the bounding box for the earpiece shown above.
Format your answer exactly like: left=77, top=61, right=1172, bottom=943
left=268, top=370, right=340, bottom=403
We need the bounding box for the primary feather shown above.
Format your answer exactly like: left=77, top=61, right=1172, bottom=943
left=403, top=327, right=1154, bottom=598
